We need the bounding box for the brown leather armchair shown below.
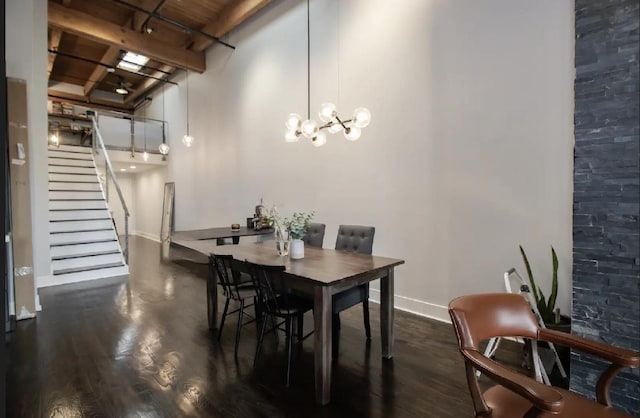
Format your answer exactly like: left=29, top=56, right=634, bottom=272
left=449, top=293, right=639, bottom=417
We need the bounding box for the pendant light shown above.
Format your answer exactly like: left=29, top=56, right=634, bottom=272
left=181, top=44, right=194, bottom=147
left=284, top=0, right=370, bottom=146
left=115, top=76, right=129, bottom=95
left=142, top=98, right=149, bottom=161
left=159, top=81, right=170, bottom=156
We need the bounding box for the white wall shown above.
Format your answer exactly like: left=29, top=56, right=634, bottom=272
left=134, top=166, right=168, bottom=242
left=143, top=0, right=574, bottom=321
left=5, top=0, right=49, bottom=312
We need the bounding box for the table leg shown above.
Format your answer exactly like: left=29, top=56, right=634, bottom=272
left=380, top=268, right=395, bottom=359
left=314, top=286, right=332, bottom=405
left=207, top=257, right=218, bottom=330
left=232, top=236, right=240, bottom=245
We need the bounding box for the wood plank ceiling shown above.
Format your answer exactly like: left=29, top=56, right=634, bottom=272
left=47, top=0, right=271, bottom=112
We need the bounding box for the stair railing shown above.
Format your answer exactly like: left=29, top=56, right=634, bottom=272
left=88, top=111, right=129, bottom=263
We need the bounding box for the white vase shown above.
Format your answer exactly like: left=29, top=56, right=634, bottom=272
left=290, top=238, right=305, bottom=259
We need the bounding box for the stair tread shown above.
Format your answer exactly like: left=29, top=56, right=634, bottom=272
left=50, top=218, right=111, bottom=222
left=54, top=262, right=125, bottom=276
left=50, top=240, right=119, bottom=247
left=51, top=228, right=113, bottom=234
left=52, top=250, right=121, bottom=261
left=47, top=170, right=96, bottom=174
left=47, top=153, right=93, bottom=160
left=51, top=240, right=119, bottom=247
left=48, top=145, right=92, bottom=152
left=44, top=265, right=129, bottom=286
left=52, top=253, right=123, bottom=269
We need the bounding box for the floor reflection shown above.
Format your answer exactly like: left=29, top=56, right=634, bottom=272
left=7, top=236, right=495, bottom=418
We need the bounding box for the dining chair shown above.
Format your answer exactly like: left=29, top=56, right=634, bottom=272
left=332, top=225, right=375, bottom=354
left=209, top=253, right=258, bottom=358
left=248, top=261, right=314, bottom=387
left=449, top=293, right=639, bottom=417
left=303, top=222, right=326, bottom=248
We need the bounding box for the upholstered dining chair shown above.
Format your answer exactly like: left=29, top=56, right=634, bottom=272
left=332, top=225, right=375, bottom=354
left=248, top=262, right=314, bottom=387
left=449, top=293, right=639, bottom=418
left=303, top=222, right=326, bottom=248
left=209, top=254, right=258, bottom=358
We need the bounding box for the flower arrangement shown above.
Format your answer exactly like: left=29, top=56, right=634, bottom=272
left=267, top=207, right=314, bottom=240
left=284, top=211, right=314, bottom=240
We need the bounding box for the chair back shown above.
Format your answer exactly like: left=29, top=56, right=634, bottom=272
left=210, top=253, right=248, bottom=300
left=335, top=225, right=375, bottom=255
left=303, top=223, right=326, bottom=248
left=247, top=262, right=289, bottom=315
left=449, top=293, right=539, bottom=350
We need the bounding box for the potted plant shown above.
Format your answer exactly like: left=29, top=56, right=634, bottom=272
left=284, top=211, right=314, bottom=259
left=267, top=208, right=314, bottom=259
left=519, top=245, right=570, bottom=331
left=520, top=245, right=571, bottom=387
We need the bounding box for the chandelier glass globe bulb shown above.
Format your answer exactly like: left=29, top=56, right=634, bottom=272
left=318, top=103, right=337, bottom=123
left=344, top=126, right=362, bottom=141
left=182, top=134, right=194, bottom=147
left=328, top=121, right=343, bottom=134
left=312, top=131, right=327, bottom=147
left=301, top=119, right=319, bottom=139
left=159, top=143, right=170, bottom=155
left=285, top=130, right=300, bottom=142
left=285, top=113, right=302, bottom=131
left=49, top=133, right=59, bottom=146
left=352, top=107, right=371, bottom=128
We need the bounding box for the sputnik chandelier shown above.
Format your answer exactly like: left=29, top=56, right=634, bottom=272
left=285, top=104, right=371, bottom=147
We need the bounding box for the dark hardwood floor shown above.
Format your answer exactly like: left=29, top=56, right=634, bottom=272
left=7, top=236, right=522, bottom=417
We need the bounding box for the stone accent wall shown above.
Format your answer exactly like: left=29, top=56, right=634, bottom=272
left=572, top=0, right=639, bottom=414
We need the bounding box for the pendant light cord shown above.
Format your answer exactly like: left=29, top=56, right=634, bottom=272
left=337, top=0, right=340, bottom=107
left=143, top=100, right=147, bottom=151
left=162, top=80, right=166, bottom=144
left=307, top=0, right=310, bottom=120
left=186, top=69, right=190, bottom=135
left=185, top=40, right=190, bottom=135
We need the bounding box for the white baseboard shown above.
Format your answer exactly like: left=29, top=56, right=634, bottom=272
left=16, top=305, right=36, bottom=320
left=35, top=292, right=42, bottom=311
left=369, top=288, right=450, bottom=324
left=136, top=231, right=161, bottom=243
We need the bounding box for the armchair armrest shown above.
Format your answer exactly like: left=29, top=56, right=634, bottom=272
left=463, top=349, right=564, bottom=415
left=539, top=328, right=640, bottom=368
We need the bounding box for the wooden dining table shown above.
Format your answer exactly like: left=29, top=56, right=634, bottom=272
left=171, top=239, right=405, bottom=405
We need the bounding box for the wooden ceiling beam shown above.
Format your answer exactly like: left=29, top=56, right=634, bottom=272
left=47, top=29, right=63, bottom=78
left=83, top=47, right=121, bottom=96
left=48, top=1, right=205, bottom=73
left=124, top=64, right=173, bottom=105
left=132, top=0, right=166, bottom=32
left=83, top=0, right=166, bottom=97
left=189, top=0, right=271, bottom=53
left=48, top=89, right=134, bottom=112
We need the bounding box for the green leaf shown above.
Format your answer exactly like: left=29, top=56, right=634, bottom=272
left=519, top=245, right=540, bottom=303
left=537, top=289, right=552, bottom=324
left=547, top=246, right=559, bottom=319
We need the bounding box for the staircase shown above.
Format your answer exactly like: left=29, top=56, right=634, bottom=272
left=47, top=144, right=128, bottom=286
